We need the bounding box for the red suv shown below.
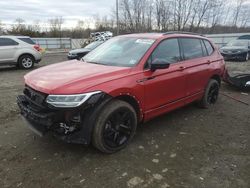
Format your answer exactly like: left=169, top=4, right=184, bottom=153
left=17, top=32, right=225, bottom=153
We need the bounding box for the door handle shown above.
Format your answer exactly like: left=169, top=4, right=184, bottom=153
left=136, top=76, right=156, bottom=83
left=147, top=76, right=156, bottom=80
left=178, top=66, right=185, bottom=71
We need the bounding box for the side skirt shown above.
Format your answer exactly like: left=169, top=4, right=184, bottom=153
left=143, top=91, right=204, bottom=122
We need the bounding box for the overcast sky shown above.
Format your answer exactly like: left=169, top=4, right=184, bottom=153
left=0, top=0, right=113, bottom=28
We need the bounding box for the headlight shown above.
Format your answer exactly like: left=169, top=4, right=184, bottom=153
left=46, top=91, right=101, bottom=108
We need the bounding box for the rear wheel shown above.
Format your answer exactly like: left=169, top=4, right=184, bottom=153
left=92, top=100, right=137, bottom=153
left=199, top=79, right=220, bottom=108
left=18, top=55, right=34, bottom=69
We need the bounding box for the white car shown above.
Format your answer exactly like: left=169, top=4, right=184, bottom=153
left=0, top=36, right=43, bottom=69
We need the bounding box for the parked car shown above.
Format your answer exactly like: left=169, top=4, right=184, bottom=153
left=238, top=35, right=250, bottom=40
left=0, top=36, right=43, bottom=69
left=17, top=32, right=225, bottom=153
left=220, top=40, right=250, bottom=61
left=67, top=41, right=103, bottom=60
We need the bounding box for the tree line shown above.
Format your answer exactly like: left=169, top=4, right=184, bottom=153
left=116, top=0, right=250, bottom=33
left=0, top=0, right=249, bottom=38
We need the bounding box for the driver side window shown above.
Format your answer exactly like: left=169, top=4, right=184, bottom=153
left=146, top=38, right=181, bottom=68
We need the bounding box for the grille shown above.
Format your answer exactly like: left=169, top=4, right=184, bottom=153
left=23, top=86, right=47, bottom=109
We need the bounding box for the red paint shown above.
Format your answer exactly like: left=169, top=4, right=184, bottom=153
left=24, top=33, right=225, bottom=122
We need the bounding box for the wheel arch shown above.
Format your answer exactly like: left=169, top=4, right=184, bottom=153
left=210, top=74, right=221, bottom=86
left=17, top=53, right=35, bottom=63
left=115, top=95, right=143, bottom=122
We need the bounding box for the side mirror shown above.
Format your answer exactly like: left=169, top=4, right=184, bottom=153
left=150, top=59, right=170, bottom=71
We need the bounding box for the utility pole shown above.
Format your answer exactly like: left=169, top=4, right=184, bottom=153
left=116, top=0, right=119, bottom=35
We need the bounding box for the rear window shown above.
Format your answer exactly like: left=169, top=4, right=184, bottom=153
left=203, top=40, right=214, bottom=55
left=18, top=38, right=36, bottom=45
left=180, top=38, right=203, bottom=60
left=0, top=38, right=19, bottom=46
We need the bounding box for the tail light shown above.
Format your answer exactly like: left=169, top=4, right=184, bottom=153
left=34, top=45, right=42, bottom=52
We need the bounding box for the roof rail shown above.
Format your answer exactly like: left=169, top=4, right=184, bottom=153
left=163, top=31, right=203, bottom=36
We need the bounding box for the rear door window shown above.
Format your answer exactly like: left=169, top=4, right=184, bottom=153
left=0, top=38, right=19, bottom=46
left=18, top=38, right=36, bottom=45
left=180, top=38, right=203, bottom=60
left=203, top=40, right=214, bottom=55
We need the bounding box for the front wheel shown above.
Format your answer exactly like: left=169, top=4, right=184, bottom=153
left=199, top=79, right=220, bottom=108
left=92, top=100, right=137, bottom=153
left=18, top=55, right=34, bottom=69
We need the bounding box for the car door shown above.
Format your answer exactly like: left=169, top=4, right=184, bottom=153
left=179, top=38, right=210, bottom=97
left=143, top=38, right=187, bottom=119
left=0, top=38, right=19, bottom=63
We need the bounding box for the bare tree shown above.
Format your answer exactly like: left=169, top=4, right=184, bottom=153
left=12, top=18, right=26, bottom=33
left=206, top=0, right=226, bottom=33
left=238, top=3, right=250, bottom=28
left=155, top=0, right=171, bottom=30
left=48, top=17, right=64, bottom=37
left=232, top=0, right=245, bottom=26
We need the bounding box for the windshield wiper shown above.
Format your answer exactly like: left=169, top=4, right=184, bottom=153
left=85, top=61, right=107, bottom=65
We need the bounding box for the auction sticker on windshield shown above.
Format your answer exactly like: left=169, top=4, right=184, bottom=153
left=135, top=39, right=155, bottom=45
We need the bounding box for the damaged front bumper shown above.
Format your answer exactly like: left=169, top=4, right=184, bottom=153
left=17, top=87, right=111, bottom=145
left=17, top=95, right=54, bottom=136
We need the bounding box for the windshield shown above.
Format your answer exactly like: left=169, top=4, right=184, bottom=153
left=227, top=40, right=248, bottom=47
left=83, top=37, right=155, bottom=67
left=85, top=41, right=103, bottom=50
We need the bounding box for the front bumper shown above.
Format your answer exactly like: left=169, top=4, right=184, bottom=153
left=17, top=88, right=111, bottom=145
left=17, top=95, right=56, bottom=136
left=35, top=59, right=42, bottom=63
left=17, top=94, right=89, bottom=144
left=67, top=54, right=78, bottom=60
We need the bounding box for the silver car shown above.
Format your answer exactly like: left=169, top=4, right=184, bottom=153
left=0, top=36, right=43, bottom=69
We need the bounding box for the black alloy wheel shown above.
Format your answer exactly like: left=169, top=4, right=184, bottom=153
left=92, top=100, right=137, bottom=153
left=207, top=83, right=219, bottom=104
left=103, top=108, right=133, bottom=148
left=199, top=79, right=220, bottom=108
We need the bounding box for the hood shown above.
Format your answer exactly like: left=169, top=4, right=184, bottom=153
left=220, top=46, right=248, bottom=51
left=24, top=60, right=131, bottom=94
left=69, top=48, right=90, bottom=54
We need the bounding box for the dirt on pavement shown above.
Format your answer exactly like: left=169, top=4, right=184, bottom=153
left=0, top=53, right=249, bottom=188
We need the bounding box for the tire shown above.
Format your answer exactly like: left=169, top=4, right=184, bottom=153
left=199, top=79, right=220, bottom=108
left=92, top=100, right=137, bottom=153
left=18, top=55, right=35, bottom=69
